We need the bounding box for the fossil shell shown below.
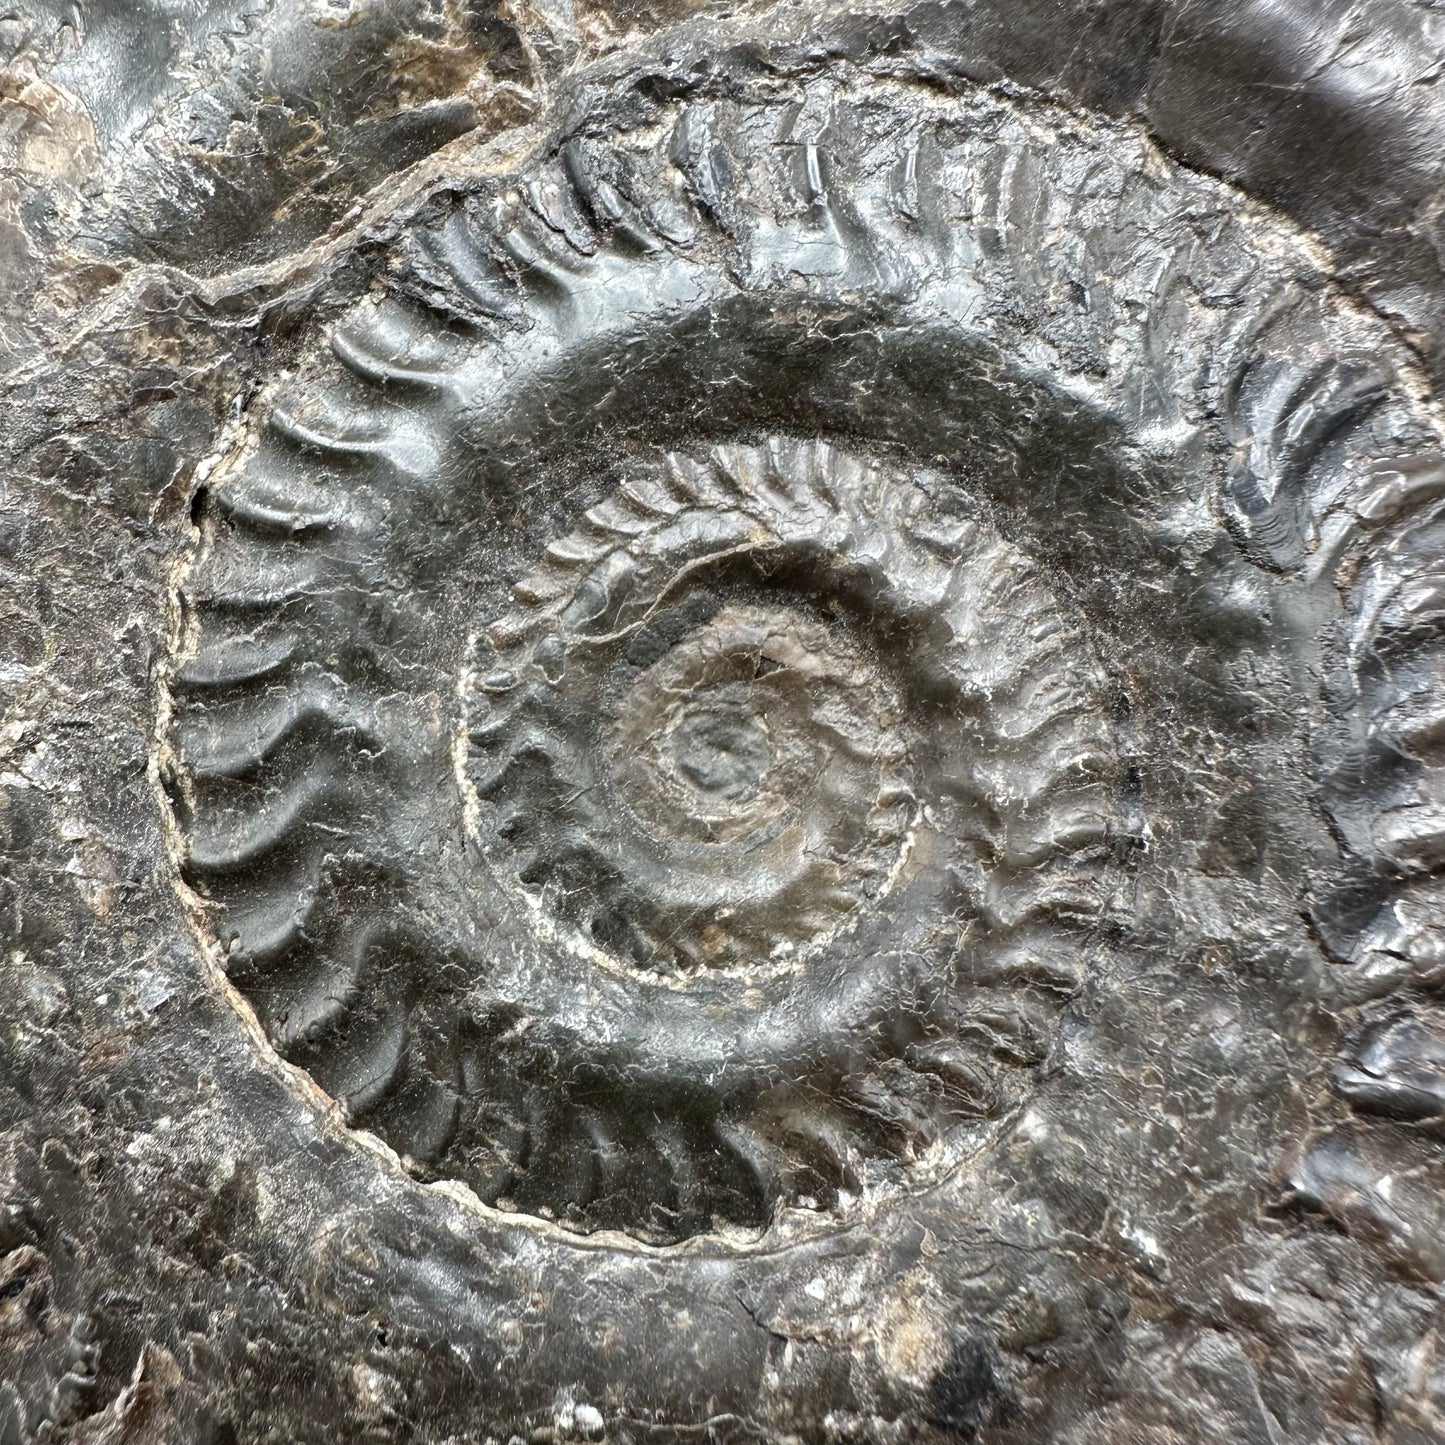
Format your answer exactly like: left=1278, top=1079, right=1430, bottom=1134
left=162, top=68, right=1444, bottom=1249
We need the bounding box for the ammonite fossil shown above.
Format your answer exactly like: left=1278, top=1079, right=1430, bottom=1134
left=159, top=33, right=1444, bottom=1319
left=448, top=437, right=1123, bottom=1236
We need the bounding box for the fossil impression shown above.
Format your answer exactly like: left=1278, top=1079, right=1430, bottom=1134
left=162, top=72, right=1443, bottom=1255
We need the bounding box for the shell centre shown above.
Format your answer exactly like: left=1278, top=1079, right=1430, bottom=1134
left=667, top=700, right=774, bottom=805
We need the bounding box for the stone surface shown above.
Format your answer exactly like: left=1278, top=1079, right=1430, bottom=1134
left=2, top=1, right=1444, bottom=1441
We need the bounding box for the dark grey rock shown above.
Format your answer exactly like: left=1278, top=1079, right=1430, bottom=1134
left=1, top=1, right=1443, bottom=1441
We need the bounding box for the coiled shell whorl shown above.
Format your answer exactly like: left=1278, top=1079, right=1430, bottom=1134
left=161, top=64, right=1445, bottom=1248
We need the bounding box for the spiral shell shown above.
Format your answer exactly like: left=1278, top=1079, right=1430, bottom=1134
left=161, top=65, right=1445, bottom=1247
left=466, top=439, right=1114, bottom=973
left=434, top=437, right=1121, bottom=1234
